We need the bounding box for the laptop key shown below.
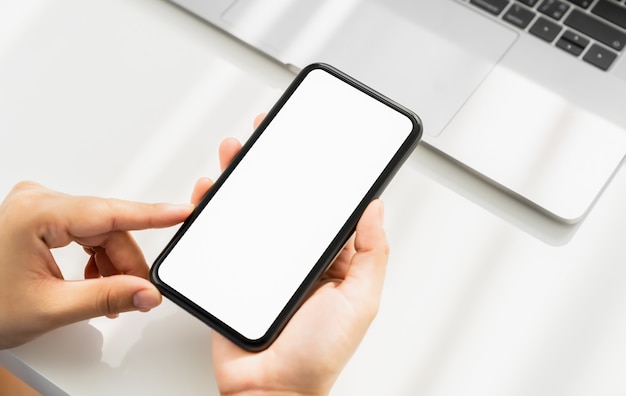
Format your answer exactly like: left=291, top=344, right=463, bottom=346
left=517, top=0, right=540, bottom=6
left=583, top=43, right=618, bottom=70
left=565, top=0, right=592, bottom=9
left=538, top=0, right=570, bottom=21
left=556, top=36, right=585, bottom=56
left=561, top=30, right=590, bottom=48
left=565, top=9, right=626, bottom=51
left=530, top=16, right=562, bottom=42
left=470, top=0, right=510, bottom=16
left=556, top=30, right=589, bottom=57
left=472, top=0, right=620, bottom=72
left=503, top=4, right=536, bottom=28
left=592, top=0, right=626, bottom=30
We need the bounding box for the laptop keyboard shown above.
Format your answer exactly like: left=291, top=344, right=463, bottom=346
left=465, top=0, right=626, bottom=70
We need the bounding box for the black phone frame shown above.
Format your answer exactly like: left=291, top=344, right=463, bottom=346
left=150, top=62, right=423, bottom=351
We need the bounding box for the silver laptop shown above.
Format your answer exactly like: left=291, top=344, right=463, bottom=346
left=168, top=0, right=626, bottom=223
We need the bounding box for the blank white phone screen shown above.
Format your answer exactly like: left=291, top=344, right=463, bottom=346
left=157, top=68, right=414, bottom=340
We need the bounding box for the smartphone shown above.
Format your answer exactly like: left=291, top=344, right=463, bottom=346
left=150, top=63, right=422, bottom=351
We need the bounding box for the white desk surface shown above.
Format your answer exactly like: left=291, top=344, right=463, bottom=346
left=2, top=1, right=626, bottom=395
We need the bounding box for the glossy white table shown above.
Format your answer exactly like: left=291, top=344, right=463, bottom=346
left=2, top=1, right=626, bottom=395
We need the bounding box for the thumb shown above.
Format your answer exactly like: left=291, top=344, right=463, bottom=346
left=48, top=276, right=162, bottom=326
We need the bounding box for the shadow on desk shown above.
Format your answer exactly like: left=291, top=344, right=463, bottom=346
left=8, top=305, right=219, bottom=396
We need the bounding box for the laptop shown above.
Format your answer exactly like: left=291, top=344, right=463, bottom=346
left=167, top=0, right=626, bottom=223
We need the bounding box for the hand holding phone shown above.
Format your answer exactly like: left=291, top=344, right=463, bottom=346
left=151, top=63, right=422, bottom=351
left=189, top=140, right=393, bottom=393
left=210, top=198, right=389, bottom=396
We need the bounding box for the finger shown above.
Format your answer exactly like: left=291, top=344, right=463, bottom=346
left=253, top=113, right=266, bottom=129
left=46, top=275, right=162, bottom=326
left=323, top=234, right=356, bottom=280
left=83, top=247, right=120, bottom=277
left=218, top=137, right=242, bottom=171
left=83, top=231, right=149, bottom=278
left=84, top=254, right=100, bottom=279
left=354, top=200, right=387, bottom=254
left=339, top=200, right=389, bottom=319
left=211, top=330, right=251, bottom=363
left=41, top=197, right=194, bottom=249
left=191, top=177, right=213, bottom=206
left=84, top=247, right=99, bottom=279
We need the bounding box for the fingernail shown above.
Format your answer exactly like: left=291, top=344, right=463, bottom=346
left=133, top=289, right=162, bottom=311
